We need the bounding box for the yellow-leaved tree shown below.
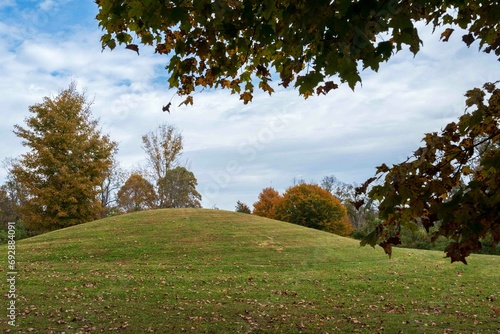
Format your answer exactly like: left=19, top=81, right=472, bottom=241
left=9, top=83, right=117, bottom=232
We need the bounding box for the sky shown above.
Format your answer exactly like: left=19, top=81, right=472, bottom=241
left=0, top=1, right=498, bottom=211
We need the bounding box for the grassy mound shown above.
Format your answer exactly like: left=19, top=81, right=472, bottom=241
left=2, top=209, right=499, bottom=333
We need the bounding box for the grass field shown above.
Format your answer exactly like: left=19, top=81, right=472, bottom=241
left=1, top=208, right=499, bottom=333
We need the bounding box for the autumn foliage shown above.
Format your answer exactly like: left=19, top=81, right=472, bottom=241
left=117, top=173, right=156, bottom=213
left=359, top=82, right=500, bottom=263
left=9, top=84, right=117, bottom=231
left=275, top=184, right=353, bottom=236
left=253, top=184, right=353, bottom=236
left=252, top=187, right=282, bottom=219
left=94, top=0, right=498, bottom=263
left=97, top=0, right=499, bottom=103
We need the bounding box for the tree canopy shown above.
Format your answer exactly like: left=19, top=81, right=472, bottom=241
left=235, top=200, right=251, bottom=214
left=252, top=187, right=281, bottom=219
left=9, top=84, right=117, bottom=231
left=117, top=173, right=157, bottom=212
left=358, top=82, right=500, bottom=263
left=140, top=124, right=202, bottom=209
left=158, top=166, right=202, bottom=208
left=275, top=183, right=353, bottom=236
left=96, top=0, right=499, bottom=103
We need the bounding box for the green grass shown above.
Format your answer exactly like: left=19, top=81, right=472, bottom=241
left=1, top=208, right=499, bottom=333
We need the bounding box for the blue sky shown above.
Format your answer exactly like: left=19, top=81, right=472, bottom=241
left=1, top=0, right=498, bottom=210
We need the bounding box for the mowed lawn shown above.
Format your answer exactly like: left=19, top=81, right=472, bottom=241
left=1, top=209, right=499, bottom=333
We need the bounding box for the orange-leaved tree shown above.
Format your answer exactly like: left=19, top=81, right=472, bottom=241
left=252, top=187, right=282, bottom=219
left=275, top=184, right=353, bottom=236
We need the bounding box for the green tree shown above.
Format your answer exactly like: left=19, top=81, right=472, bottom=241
left=142, top=124, right=183, bottom=207
left=9, top=84, right=117, bottom=232
left=157, top=166, right=202, bottom=208
left=252, top=187, right=281, bottom=219
left=96, top=0, right=498, bottom=103
left=117, top=173, right=157, bottom=212
left=235, top=200, right=251, bottom=214
left=275, top=183, right=353, bottom=236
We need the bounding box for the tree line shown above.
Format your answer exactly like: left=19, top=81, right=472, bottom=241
left=236, top=175, right=499, bottom=256
left=236, top=176, right=375, bottom=238
left=0, top=83, right=202, bottom=241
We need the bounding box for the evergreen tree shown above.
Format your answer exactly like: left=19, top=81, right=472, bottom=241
left=235, top=201, right=251, bottom=214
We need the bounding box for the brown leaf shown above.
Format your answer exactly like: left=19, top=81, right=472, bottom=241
left=421, top=215, right=436, bottom=232
left=462, top=33, right=475, bottom=47
left=256, top=64, right=270, bottom=77
left=125, top=44, right=139, bottom=55
left=379, top=241, right=393, bottom=258
left=440, top=28, right=454, bottom=42
left=259, top=80, right=275, bottom=95
left=155, top=44, right=169, bottom=54
left=376, top=163, right=390, bottom=174
left=386, top=236, right=401, bottom=246
left=324, top=81, right=338, bottom=91
left=279, top=80, right=290, bottom=88
left=239, top=92, right=253, bottom=104
left=444, top=243, right=468, bottom=264
left=355, top=177, right=376, bottom=196
left=162, top=102, right=171, bottom=113
left=178, top=96, right=193, bottom=107
left=316, top=81, right=339, bottom=95
left=219, top=79, right=231, bottom=89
